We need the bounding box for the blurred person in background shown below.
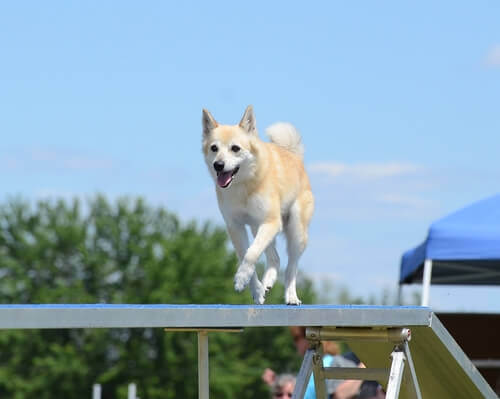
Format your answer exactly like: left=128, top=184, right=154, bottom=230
left=263, top=327, right=365, bottom=399
left=271, top=373, right=296, bottom=399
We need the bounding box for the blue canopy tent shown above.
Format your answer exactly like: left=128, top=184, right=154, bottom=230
left=399, top=194, right=500, bottom=306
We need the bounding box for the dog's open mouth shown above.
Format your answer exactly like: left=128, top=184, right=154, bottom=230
left=217, top=167, right=239, bottom=188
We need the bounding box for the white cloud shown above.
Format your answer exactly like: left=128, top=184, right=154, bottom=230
left=34, top=188, right=90, bottom=201
left=485, top=44, right=500, bottom=68
left=307, top=160, right=439, bottom=222
left=375, top=193, right=433, bottom=209
left=1, top=147, right=115, bottom=173
left=1, top=155, right=21, bottom=170
left=29, top=148, right=114, bottom=171
left=307, top=271, right=342, bottom=284
left=309, top=161, right=421, bottom=180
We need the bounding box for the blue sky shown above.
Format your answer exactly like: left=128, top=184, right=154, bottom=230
left=1, top=2, right=499, bottom=311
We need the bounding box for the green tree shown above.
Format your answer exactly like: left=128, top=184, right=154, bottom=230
left=0, top=196, right=315, bottom=399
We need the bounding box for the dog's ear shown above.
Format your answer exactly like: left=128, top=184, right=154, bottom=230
left=202, top=109, right=218, bottom=136
left=239, top=105, right=257, bottom=135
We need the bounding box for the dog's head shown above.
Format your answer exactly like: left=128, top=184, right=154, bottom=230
left=202, top=105, right=258, bottom=189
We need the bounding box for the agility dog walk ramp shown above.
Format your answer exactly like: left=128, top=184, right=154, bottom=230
left=0, top=304, right=495, bottom=398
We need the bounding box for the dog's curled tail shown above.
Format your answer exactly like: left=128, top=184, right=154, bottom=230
left=265, top=122, right=304, bottom=158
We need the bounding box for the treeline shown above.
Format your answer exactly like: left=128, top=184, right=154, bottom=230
left=0, top=196, right=316, bottom=399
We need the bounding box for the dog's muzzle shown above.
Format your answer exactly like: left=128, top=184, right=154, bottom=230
left=216, top=166, right=240, bottom=188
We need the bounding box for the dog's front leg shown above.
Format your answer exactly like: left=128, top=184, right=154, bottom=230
left=226, top=221, right=266, bottom=304
left=234, top=218, right=281, bottom=293
left=225, top=221, right=249, bottom=262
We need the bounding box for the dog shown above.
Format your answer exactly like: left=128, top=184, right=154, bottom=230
left=201, top=105, right=314, bottom=305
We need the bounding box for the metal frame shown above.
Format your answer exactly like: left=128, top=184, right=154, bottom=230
left=198, top=332, right=209, bottom=399
left=294, top=348, right=315, bottom=398
left=0, top=304, right=495, bottom=398
left=295, top=327, right=422, bottom=399
left=0, top=304, right=431, bottom=329
left=164, top=327, right=243, bottom=399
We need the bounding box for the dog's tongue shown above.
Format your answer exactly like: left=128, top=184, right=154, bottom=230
left=217, top=171, right=233, bottom=187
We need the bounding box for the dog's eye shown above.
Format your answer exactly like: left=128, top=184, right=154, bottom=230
left=210, top=144, right=218, bottom=152
left=231, top=145, right=240, bottom=153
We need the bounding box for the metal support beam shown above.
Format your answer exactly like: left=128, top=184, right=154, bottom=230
left=92, top=384, right=101, bottom=399
left=164, top=328, right=242, bottom=399
left=306, top=327, right=411, bottom=343
left=0, top=304, right=433, bottom=329
left=322, top=367, right=389, bottom=381
left=386, top=348, right=406, bottom=399
left=402, top=341, right=422, bottom=399
left=302, top=326, right=419, bottom=399
left=293, top=349, right=315, bottom=399
left=312, top=345, right=327, bottom=399
left=128, top=383, right=137, bottom=399
left=198, top=332, right=209, bottom=399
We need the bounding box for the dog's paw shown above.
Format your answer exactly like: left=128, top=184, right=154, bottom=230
left=262, top=268, right=278, bottom=290
left=285, top=290, right=302, bottom=306
left=234, top=263, right=254, bottom=292
left=234, top=276, right=246, bottom=292
left=251, top=282, right=267, bottom=305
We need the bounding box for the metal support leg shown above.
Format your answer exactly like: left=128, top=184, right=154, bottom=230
left=312, top=345, right=327, bottom=399
left=198, top=331, right=209, bottom=399
left=293, top=348, right=315, bottom=399
left=402, top=341, right=422, bottom=399
left=386, top=342, right=423, bottom=399
left=165, top=328, right=241, bottom=399
left=386, top=346, right=406, bottom=399
left=92, top=384, right=101, bottom=399
left=302, top=327, right=420, bottom=399
left=128, top=383, right=137, bottom=399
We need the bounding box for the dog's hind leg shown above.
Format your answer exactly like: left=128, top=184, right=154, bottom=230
left=284, top=193, right=313, bottom=305
left=262, top=240, right=280, bottom=291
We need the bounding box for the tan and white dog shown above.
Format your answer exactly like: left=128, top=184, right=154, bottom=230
left=202, top=106, right=314, bottom=305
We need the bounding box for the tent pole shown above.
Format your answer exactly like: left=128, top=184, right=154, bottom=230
left=397, top=283, right=402, bottom=305
left=421, top=259, right=433, bottom=306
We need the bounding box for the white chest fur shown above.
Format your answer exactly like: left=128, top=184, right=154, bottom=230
left=217, top=185, right=270, bottom=227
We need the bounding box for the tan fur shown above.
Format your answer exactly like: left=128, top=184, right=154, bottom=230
left=202, top=106, right=314, bottom=305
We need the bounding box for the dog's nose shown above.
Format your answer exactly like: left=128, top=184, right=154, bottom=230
left=213, top=161, right=225, bottom=172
